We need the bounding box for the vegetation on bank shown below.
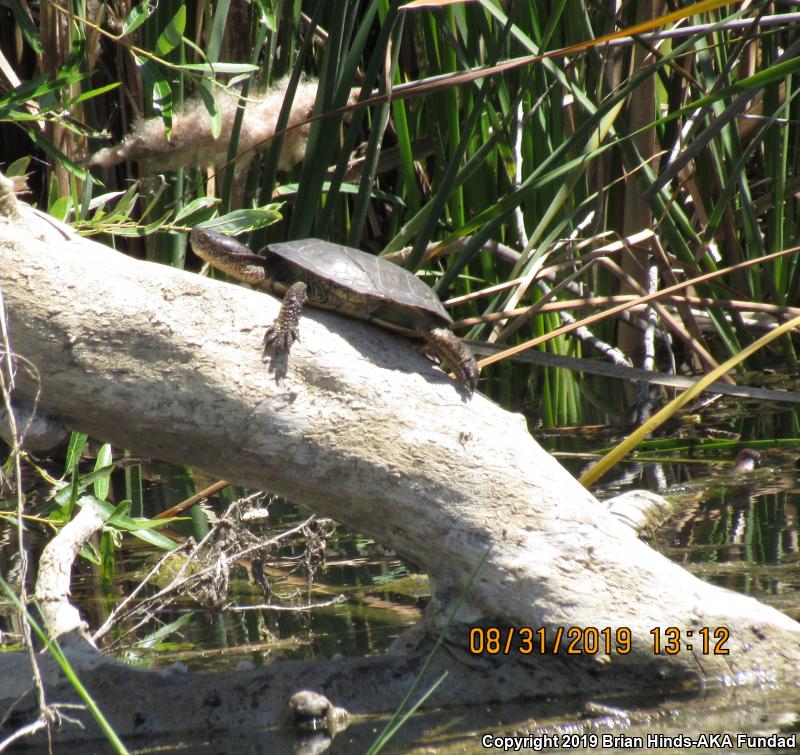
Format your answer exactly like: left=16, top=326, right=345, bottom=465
left=2, top=0, right=799, bottom=422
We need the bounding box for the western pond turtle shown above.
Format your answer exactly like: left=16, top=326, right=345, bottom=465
left=190, top=228, right=479, bottom=392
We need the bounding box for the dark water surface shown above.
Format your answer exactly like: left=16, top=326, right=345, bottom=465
left=3, top=389, right=800, bottom=752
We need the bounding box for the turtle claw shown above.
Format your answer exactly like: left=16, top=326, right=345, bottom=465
left=262, top=281, right=308, bottom=354
left=263, top=323, right=299, bottom=352
left=424, top=327, right=479, bottom=393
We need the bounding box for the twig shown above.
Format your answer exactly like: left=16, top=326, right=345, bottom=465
left=0, top=275, right=49, bottom=745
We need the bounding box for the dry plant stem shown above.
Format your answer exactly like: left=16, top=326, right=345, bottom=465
left=537, top=279, right=632, bottom=368
left=0, top=285, right=50, bottom=747
left=443, top=231, right=635, bottom=308
left=512, top=100, right=528, bottom=249
left=599, top=13, right=800, bottom=47
left=650, top=233, right=708, bottom=355
left=0, top=716, right=49, bottom=752
left=599, top=256, right=726, bottom=380
left=496, top=256, right=596, bottom=342
left=100, top=527, right=228, bottom=649
left=458, top=294, right=800, bottom=328
left=91, top=542, right=191, bottom=642
left=0, top=703, right=85, bottom=752
left=455, top=231, right=661, bottom=349
left=97, top=498, right=327, bottom=645
left=479, top=243, right=800, bottom=370
left=230, top=597, right=343, bottom=613
left=153, top=479, right=230, bottom=520
left=635, top=258, right=660, bottom=422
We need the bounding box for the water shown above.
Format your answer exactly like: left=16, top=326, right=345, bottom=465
left=3, top=391, right=800, bottom=751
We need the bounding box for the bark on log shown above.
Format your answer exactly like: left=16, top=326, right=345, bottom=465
left=1, top=174, right=799, bottom=744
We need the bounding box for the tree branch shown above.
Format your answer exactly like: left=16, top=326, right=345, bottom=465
left=1, top=174, right=798, bottom=745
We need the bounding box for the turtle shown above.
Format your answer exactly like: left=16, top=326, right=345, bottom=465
left=189, top=228, right=479, bottom=392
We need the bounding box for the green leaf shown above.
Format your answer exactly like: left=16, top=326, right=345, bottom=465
left=121, top=0, right=156, bottom=36
left=174, top=196, right=221, bottom=225
left=195, top=205, right=284, bottom=234
left=138, top=174, right=166, bottom=221
left=84, top=496, right=180, bottom=551
left=6, top=157, right=30, bottom=177
left=135, top=612, right=194, bottom=648
left=135, top=54, right=173, bottom=137
left=100, top=529, right=116, bottom=587
left=69, top=82, right=121, bottom=106
left=105, top=499, right=132, bottom=527
left=93, top=444, right=114, bottom=501
left=26, top=127, right=89, bottom=181
left=87, top=190, right=126, bottom=212
left=143, top=210, right=172, bottom=235
left=53, top=465, right=115, bottom=509
left=662, top=57, right=800, bottom=129
left=152, top=78, right=173, bottom=133
left=8, top=0, right=41, bottom=53
left=253, top=0, right=277, bottom=31
left=155, top=5, right=186, bottom=56
left=0, top=71, right=89, bottom=120
left=65, top=432, right=88, bottom=471
left=48, top=195, right=72, bottom=223
left=197, top=79, right=222, bottom=139
left=102, top=225, right=148, bottom=237
left=175, top=62, right=260, bottom=74
left=79, top=541, right=101, bottom=565
left=275, top=181, right=405, bottom=206
left=111, top=182, right=140, bottom=218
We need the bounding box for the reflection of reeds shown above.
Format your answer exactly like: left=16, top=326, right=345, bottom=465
left=89, top=78, right=320, bottom=173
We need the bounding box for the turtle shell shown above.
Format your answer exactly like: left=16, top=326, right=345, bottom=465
left=261, top=239, right=453, bottom=335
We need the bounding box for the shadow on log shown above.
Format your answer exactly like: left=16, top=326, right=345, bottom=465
left=1, top=173, right=799, bottom=747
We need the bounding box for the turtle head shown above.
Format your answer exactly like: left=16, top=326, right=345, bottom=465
left=190, top=227, right=269, bottom=286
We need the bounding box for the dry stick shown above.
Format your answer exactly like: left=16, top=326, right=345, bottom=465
left=580, top=310, right=800, bottom=487
left=533, top=278, right=632, bottom=369
left=495, top=258, right=597, bottom=342
left=456, top=294, right=800, bottom=327
left=98, top=502, right=331, bottom=646
left=229, top=596, right=344, bottom=612
left=478, top=245, right=800, bottom=370
left=638, top=256, right=660, bottom=420
left=456, top=231, right=654, bottom=346
left=597, top=256, right=728, bottom=381
left=153, top=479, right=230, bottom=520
left=0, top=288, right=51, bottom=743
left=35, top=501, right=105, bottom=637
left=650, top=234, right=709, bottom=360
left=92, top=543, right=192, bottom=642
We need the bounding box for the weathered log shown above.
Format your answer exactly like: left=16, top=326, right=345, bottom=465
left=1, top=173, right=799, bottom=745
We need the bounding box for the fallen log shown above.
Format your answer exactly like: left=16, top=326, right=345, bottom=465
left=1, top=173, right=798, bottom=746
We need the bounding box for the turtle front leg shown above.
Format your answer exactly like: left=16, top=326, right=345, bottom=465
left=424, top=327, right=479, bottom=393
left=263, top=282, right=308, bottom=353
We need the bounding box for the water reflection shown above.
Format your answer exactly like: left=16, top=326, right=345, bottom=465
left=3, top=390, right=800, bottom=752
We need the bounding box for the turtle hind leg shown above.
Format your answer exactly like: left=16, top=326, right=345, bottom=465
left=423, top=327, right=479, bottom=393
left=263, top=282, right=308, bottom=354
